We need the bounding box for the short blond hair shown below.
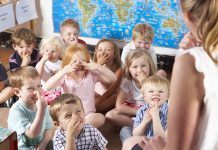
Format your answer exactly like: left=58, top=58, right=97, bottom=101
left=141, top=75, right=170, bottom=95
left=132, top=23, right=154, bottom=41
left=62, top=43, right=91, bottom=68
left=123, top=49, right=156, bottom=80
left=49, top=93, right=83, bottom=122
left=11, top=28, right=36, bottom=46
left=60, top=19, right=80, bottom=33
left=9, top=66, right=39, bottom=89
left=39, top=35, right=65, bottom=57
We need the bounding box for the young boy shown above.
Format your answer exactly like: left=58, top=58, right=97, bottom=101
left=49, top=93, right=108, bottom=150
left=121, top=23, right=157, bottom=66
left=60, top=19, right=86, bottom=47
left=0, top=62, right=14, bottom=106
left=9, top=28, right=41, bottom=72
left=7, top=66, right=53, bottom=149
left=121, top=75, right=169, bottom=149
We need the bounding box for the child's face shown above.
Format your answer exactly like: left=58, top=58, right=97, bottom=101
left=56, top=103, right=85, bottom=132
left=96, top=41, right=115, bottom=62
left=13, top=40, right=34, bottom=58
left=61, top=27, right=79, bottom=46
left=129, top=56, right=150, bottom=81
left=133, top=38, right=152, bottom=51
left=143, top=84, right=168, bottom=107
left=43, top=44, right=61, bottom=62
left=14, top=77, right=42, bottom=105
left=70, top=51, right=86, bottom=72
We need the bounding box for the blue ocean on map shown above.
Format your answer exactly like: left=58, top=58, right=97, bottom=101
left=53, top=0, right=188, bottom=48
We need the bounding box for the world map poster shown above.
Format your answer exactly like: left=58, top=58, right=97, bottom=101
left=53, top=0, right=188, bottom=48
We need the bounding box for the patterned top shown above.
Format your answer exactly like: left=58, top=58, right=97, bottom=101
left=9, top=49, right=41, bottom=72
left=53, top=124, right=108, bottom=150
left=134, top=102, right=168, bottom=138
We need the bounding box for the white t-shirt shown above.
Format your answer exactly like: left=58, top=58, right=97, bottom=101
left=121, top=41, right=157, bottom=67
left=36, top=60, right=62, bottom=85
left=182, top=47, right=218, bottom=149
left=120, top=78, right=144, bottom=106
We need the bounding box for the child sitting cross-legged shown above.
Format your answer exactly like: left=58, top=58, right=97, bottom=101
left=49, top=93, right=108, bottom=150
left=121, top=75, right=169, bottom=150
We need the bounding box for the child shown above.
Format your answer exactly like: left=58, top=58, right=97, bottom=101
left=36, top=35, right=65, bottom=104
left=93, top=39, right=123, bottom=112
left=122, top=75, right=169, bottom=150
left=121, top=23, right=166, bottom=77
left=9, top=28, right=41, bottom=72
left=121, top=24, right=156, bottom=65
left=36, top=35, right=64, bottom=85
left=44, top=43, right=117, bottom=128
left=7, top=66, right=53, bottom=149
left=0, top=62, right=14, bottom=106
left=130, top=0, right=218, bottom=149
left=50, top=93, right=108, bottom=150
left=106, top=49, right=156, bottom=128
left=60, top=18, right=86, bottom=47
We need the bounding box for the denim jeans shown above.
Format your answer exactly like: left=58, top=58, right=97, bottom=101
left=119, top=126, right=133, bottom=142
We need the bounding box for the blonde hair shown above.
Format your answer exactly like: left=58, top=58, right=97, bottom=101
left=49, top=93, right=83, bottom=122
left=132, top=23, right=154, bottom=41
left=180, top=0, right=218, bottom=63
left=9, top=66, right=39, bottom=89
left=141, top=75, right=170, bottom=95
left=93, top=39, right=121, bottom=71
left=123, top=49, right=156, bottom=80
left=11, top=28, right=36, bottom=46
left=62, top=43, right=91, bottom=68
left=60, top=19, right=80, bottom=33
left=39, top=35, right=65, bottom=57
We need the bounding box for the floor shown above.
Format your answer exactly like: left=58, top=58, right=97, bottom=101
left=99, top=120, right=122, bottom=150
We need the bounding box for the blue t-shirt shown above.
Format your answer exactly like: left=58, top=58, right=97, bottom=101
left=134, top=102, right=168, bottom=138
left=7, top=100, right=52, bottom=150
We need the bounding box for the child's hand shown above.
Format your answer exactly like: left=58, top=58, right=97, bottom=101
left=137, top=72, right=147, bottom=84
left=36, top=91, right=47, bottom=110
left=143, top=108, right=152, bottom=123
left=21, top=51, right=31, bottom=66
left=67, top=35, right=78, bottom=45
left=40, top=52, right=50, bottom=62
left=150, top=102, right=160, bottom=118
left=67, top=115, right=81, bottom=136
left=179, top=32, right=201, bottom=49
left=63, top=62, right=79, bottom=74
left=97, top=52, right=109, bottom=65
left=81, top=59, right=100, bottom=72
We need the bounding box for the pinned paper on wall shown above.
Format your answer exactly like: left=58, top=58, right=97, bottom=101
left=15, top=0, right=38, bottom=24
left=0, top=3, right=15, bottom=32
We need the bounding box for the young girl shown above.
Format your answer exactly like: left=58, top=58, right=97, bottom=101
left=36, top=35, right=64, bottom=104
left=36, top=35, right=64, bottom=85
left=93, top=39, right=122, bottom=112
left=106, top=49, right=156, bottom=128
left=44, top=43, right=117, bottom=128
left=131, top=0, right=218, bottom=149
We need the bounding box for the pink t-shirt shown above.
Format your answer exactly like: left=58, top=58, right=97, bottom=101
left=61, top=72, right=98, bottom=115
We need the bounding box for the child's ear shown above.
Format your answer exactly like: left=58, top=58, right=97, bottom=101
left=12, top=44, right=17, bottom=50
left=13, top=87, right=20, bottom=97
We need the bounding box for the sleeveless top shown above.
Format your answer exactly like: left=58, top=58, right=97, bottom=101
left=182, top=47, right=218, bottom=149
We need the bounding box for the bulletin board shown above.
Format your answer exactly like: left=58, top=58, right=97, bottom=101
left=0, top=0, right=38, bottom=32
left=52, top=0, right=188, bottom=49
